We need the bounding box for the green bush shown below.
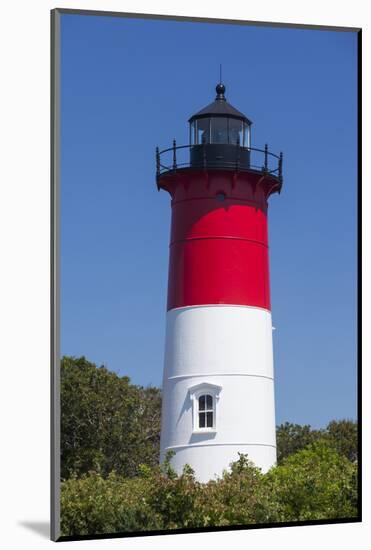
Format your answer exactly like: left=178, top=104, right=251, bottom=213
left=60, top=357, right=358, bottom=536
left=264, top=440, right=358, bottom=522
left=60, top=444, right=358, bottom=536
left=61, top=472, right=163, bottom=535
left=194, top=454, right=273, bottom=527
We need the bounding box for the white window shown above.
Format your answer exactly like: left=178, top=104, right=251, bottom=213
left=188, top=383, right=222, bottom=433
left=198, top=394, right=214, bottom=428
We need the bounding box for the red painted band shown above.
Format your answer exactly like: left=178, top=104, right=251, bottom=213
left=159, top=170, right=273, bottom=311
left=167, top=238, right=271, bottom=310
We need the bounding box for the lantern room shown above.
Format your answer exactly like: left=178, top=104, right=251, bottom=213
left=156, top=82, right=283, bottom=189
left=188, top=83, right=252, bottom=169
left=189, top=83, right=252, bottom=147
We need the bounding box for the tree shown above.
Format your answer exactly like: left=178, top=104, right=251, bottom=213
left=325, top=419, right=358, bottom=462
left=276, top=422, right=318, bottom=463
left=276, top=419, right=358, bottom=464
left=61, top=356, right=161, bottom=480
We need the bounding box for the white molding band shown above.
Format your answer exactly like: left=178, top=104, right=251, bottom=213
left=168, top=303, right=272, bottom=313
left=168, top=372, right=274, bottom=381
left=165, top=442, right=277, bottom=451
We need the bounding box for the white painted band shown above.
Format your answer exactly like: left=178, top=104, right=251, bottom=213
left=160, top=304, right=276, bottom=481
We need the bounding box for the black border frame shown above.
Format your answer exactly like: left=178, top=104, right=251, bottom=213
left=51, top=8, right=362, bottom=542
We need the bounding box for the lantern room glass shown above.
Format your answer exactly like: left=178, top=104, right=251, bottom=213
left=190, top=117, right=251, bottom=147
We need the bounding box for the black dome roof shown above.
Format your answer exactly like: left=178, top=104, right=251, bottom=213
left=188, top=83, right=252, bottom=125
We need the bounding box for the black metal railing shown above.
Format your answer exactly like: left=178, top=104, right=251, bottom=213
left=156, top=142, right=283, bottom=183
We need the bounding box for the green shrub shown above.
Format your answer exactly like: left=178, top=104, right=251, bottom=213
left=194, top=454, right=273, bottom=527
left=60, top=358, right=358, bottom=536
left=61, top=471, right=162, bottom=536
left=60, top=444, right=358, bottom=536
left=264, top=440, right=358, bottom=522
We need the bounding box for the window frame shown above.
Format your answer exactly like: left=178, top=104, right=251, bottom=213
left=188, top=382, right=222, bottom=434
left=198, top=393, right=214, bottom=429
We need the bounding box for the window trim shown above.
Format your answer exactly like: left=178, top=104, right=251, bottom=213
left=188, top=382, right=222, bottom=434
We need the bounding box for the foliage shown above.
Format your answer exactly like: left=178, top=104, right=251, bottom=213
left=60, top=445, right=358, bottom=536
left=276, top=422, right=318, bottom=463
left=60, top=357, right=358, bottom=536
left=61, top=356, right=161, bottom=480
left=276, top=420, right=358, bottom=464
left=194, top=454, right=273, bottom=527
left=60, top=472, right=162, bottom=536
left=144, top=453, right=204, bottom=529
left=264, top=441, right=358, bottom=522
left=325, top=419, right=358, bottom=462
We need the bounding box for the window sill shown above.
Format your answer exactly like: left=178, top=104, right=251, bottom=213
left=192, top=428, right=217, bottom=434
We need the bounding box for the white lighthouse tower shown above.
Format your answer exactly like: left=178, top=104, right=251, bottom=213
left=156, top=83, right=283, bottom=482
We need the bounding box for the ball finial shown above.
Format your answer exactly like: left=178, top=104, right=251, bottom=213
left=216, top=83, right=226, bottom=96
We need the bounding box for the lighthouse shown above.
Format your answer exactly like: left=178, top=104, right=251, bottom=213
left=156, top=83, right=283, bottom=482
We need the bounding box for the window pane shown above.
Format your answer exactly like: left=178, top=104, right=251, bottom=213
left=229, top=118, right=243, bottom=145
left=199, top=395, right=206, bottom=411
left=242, top=122, right=247, bottom=147
left=199, top=412, right=206, bottom=428
left=196, top=118, right=210, bottom=144
left=190, top=122, right=196, bottom=145
left=206, top=412, right=213, bottom=428
left=206, top=395, right=213, bottom=409
left=211, top=117, right=228, bottom=143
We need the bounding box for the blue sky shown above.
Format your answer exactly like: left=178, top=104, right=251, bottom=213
left=60, top=13, right=357, bottom=428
